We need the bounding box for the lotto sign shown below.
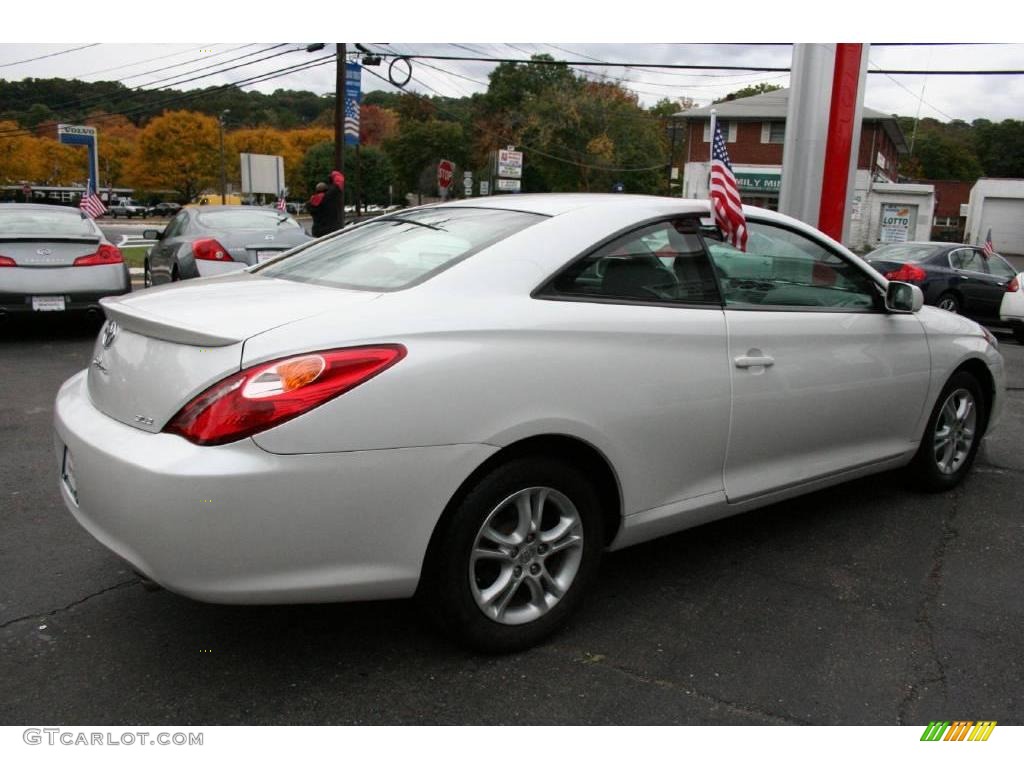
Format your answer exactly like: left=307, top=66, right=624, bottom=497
left=880, top=203, right=913, bottom=243
left=437, top=159, right=454, bottom=191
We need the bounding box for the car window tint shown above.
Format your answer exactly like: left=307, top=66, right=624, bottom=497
left=867, top=243, right=939, bottom=263
left=256, top=207, right=545, bottom=291
left=544, top=220, right=721, bottom=305
left=950, top=248, right=986, bottom=272
left=163, top=211, right=188, bottom=239
left=987, top=255, right=1017, bottom=279
left=706, top=221, right=879, bottom=310
left=197, top=210, right=300, bottom=230
left=0, top=208, right=96, bottom=236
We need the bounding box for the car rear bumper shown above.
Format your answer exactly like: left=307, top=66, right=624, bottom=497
left=54, top=370, right=497, bottom=604
left=0, top=264, right=130, bottom=313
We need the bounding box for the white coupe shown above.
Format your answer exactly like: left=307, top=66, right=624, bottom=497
left=54, top=195, right=1005, bottom=651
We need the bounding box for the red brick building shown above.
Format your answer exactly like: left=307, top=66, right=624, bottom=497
left=677, top=88, right=908, bottom=210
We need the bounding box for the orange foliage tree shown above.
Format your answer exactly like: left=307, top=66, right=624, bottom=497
left=128, top=110, right=220, bottom=201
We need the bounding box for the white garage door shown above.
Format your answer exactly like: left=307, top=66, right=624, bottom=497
left=981, top=198, right=1024, bottom=256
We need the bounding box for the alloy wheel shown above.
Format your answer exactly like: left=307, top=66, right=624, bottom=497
left=933, top=387, right=977, bottom=474
left=469, top=486, right=584, bottom=626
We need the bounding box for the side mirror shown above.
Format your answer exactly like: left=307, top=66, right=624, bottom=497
left=143, top=229, right=163, bottom=241
left=885, top=281, right=924, bottom=313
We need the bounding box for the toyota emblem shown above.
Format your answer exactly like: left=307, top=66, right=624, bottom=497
left=101, top=321, right=119, bottom=349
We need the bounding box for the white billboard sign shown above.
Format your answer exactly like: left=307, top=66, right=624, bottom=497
left=240, top=153, right=286, bottom=195
left=497, top=163, right=522, bottom=179
left=498, top=149, right=523, bottom=168
left=496, top=178, right=521, bottom=192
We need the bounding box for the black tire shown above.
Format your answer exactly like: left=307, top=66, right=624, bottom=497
left=171, top=264, right=180, bottom=282
left=1014, top=327, right=1024, bottom=345
left=936, top=292, right=961, bottom=314
left=418, top=456, right=605, bottom=653
left=909, top=371, right=986, bottom=492
left=143, top=260, right=152, bottom=288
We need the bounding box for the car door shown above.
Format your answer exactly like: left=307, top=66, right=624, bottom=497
left=538, top=218, right=731, bottom=513
left=148, top=210, right=189, bottom=284
left=983, top=253, right=1018, bottom=319
left=947, top=247, right=1005, bottom=319
left=704, top=219, right=932, bottom=503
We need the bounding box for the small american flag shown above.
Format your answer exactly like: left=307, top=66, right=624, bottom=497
left=983, top=228, right=995, bottom=257
left=709, top=123, right=747, bottom=251
left=79, top=181, right=106, bottom=220
left=276, top=196, right=286, bottom=212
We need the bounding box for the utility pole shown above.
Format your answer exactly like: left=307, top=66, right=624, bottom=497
left=335, top=43, right=346, bottom=227
left=219, top=109, right=229, bottom=205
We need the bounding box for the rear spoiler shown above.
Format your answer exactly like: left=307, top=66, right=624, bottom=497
left=99, top=297, right=241, bottom=348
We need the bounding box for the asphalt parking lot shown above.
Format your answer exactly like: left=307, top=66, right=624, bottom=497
left=0, top=316, right=1021, bottom=726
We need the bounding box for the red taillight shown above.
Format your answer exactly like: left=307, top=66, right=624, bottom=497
left=0, top=255, right=15, bottom=267
left=164, top=345, right=406, bottom=446
left=1008, top=276, right=1020, bottom=292
left=192, top=238, right=233, bottom=262
left=884, top=263, right=927, bottom=283
left=73, top=244, right=124, bottom=266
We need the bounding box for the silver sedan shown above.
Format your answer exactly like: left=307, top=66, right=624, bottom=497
left=143, top=206, right=311, bottom=286
left=0, top=203, right=129, bottom=319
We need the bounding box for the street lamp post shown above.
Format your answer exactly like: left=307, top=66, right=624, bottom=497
left=219, top=109, right=230, bottom=205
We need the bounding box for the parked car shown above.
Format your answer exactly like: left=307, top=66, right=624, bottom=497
left=107, top=198, right=148, bottom=219
left=0, top=203, right=129, bottom=317
left=864, top=241, right=1018, bottom=326
left=142, top=206, right=311, bottom=286
left=999, top=271, right=1024, bottom=343
left=55, top=195, right=1004, bottom=652
left=149, top=202, right=181, bottom=217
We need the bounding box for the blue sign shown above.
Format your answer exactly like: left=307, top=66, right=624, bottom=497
left=58, top=124, right=99, bottom=191
left=345, top=63, right=361, bottom=146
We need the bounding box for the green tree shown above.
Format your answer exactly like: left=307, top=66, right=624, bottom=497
left=301, top=141, right=398, bottom=206
left=714, top=83, right=782, bottom=104
left=383, top=119, right=467, bottom=197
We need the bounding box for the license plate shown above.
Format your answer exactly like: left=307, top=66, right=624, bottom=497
left=256, top=251, right=283, bottom=263
left=61, top=446, right=78, bottom=505
left=32, top=296, right=66, bottom=312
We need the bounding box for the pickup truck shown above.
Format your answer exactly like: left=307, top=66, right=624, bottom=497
left=108, top=199, right=148, bottom=219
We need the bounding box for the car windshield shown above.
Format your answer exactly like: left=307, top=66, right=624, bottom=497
left=256, top=207, right=546, bottom=291
left=868, top=244, right=940, bottom=263
left=196, top=210, right=300, bottom=230
left=0, top=208, right=97, bottom=236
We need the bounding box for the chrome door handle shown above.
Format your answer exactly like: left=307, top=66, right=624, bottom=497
left=735, top=355, right=775, bottom=369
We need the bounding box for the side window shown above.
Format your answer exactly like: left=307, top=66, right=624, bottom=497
left=950, top=248, right=985, bottom=273
left=543, top=220, right=721, bottom=306
left=987, top=254, right=1018, bottom=279
left=705, top=221, right=880, bottom=310
left=163, top=211, right=188, bottom=239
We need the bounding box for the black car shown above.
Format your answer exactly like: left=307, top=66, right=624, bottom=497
left=865, top=241, right=1018, bottom=326
left=150, top=202, right=182, bottom=217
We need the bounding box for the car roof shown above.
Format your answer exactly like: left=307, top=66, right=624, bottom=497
left=439, top=193, right=711, bottom=218
left=0, top=203, right=90, bottom=215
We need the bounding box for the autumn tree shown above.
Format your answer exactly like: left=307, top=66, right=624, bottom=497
left=360, top=104, right=399, bottom=146
left=129, top=110, right=219, bottom=202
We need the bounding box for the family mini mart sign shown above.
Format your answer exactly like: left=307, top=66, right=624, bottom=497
left=735, top=171, right=781, bottom=194
left=57, top=124, right=99, bottom=191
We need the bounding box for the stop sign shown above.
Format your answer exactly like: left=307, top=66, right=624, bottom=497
left=437, top=159, right=454, bottom=191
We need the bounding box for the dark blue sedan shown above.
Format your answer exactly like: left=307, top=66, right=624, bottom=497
left=865, top=241, right=1018, bottom=326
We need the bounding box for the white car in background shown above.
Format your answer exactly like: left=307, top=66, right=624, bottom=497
left=1000, top=271, right=1024, bottom=344
left=54, top=195, right=1004, bottom=652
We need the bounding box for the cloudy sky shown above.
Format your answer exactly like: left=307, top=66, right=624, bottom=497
left=3, top=0, right=1022, bottom=129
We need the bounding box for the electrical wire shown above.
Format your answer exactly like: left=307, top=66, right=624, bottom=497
left=76, top=44, right=217, bottom=79
left=0, top=44, right=101, bottom=68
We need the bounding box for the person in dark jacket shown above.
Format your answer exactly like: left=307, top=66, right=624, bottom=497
left=307, top=170, right=345, bottom=237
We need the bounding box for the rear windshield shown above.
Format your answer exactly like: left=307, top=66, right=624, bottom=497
left=0, top=208, right=98, bottom=236
left=868, top=244, right=940, bottom=263
left=256, top=207, right=545, bottom=291
left=196, top=210, right=300, bottom=230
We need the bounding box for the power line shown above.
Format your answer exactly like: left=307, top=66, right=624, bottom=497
left=119, top=43, right=259, bottom=83
left=0, top=43, right=101, bottom=68
left=133, top=44, right=294, bottom=90
left=77, top=45, right=216, bottom=78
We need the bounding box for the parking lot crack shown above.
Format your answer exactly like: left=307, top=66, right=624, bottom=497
left=550, top=647, right=808, bottom=724
left=897, top=489, right=960, bottom=724
left=0, top=578, right=139, bottom=630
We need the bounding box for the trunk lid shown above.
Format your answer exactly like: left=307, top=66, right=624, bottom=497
left=0, top=235, right=103, bottom=267
left=88, top=271, right=380, bottom=432
left=216, top=227, right=310, bottom=267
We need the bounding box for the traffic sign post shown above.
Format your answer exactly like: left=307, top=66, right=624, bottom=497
left=463, top=170, right=473, bottom=198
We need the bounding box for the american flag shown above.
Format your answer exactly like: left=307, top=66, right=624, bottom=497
left=275, top=196, right=286, bottom=212
left=983, top=228, right=995, bottom=257
left=709, top=122, right=747, bottom=251
left=344, top=94, right=359, bottom=144
left=79, top=181, right=106, bottom=220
